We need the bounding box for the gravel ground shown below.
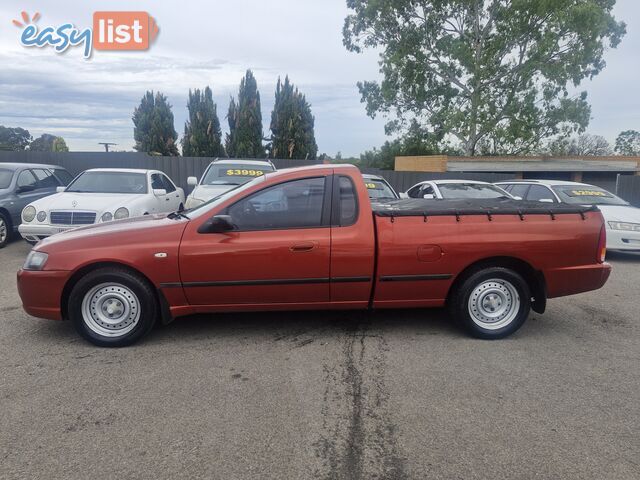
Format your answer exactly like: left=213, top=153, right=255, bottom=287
left=1, top=239, right=638, bottom=480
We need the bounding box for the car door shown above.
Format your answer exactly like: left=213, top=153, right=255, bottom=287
left=179, top=176, right=332, bottom=307
left=160, top=174, right=182, bottom=210
left=13, top=169, right=42, bottom=211
left=149, top=173, right=169, bottom=213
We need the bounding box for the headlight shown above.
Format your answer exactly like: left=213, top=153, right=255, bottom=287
left=37, top=211, right=47, bottom=222
left=185, top=197, right=204, bottom=209
left=101, top=212, right=113, bottom=222
left=23, top=251, right=48, bottom=271
left=608, top=221, right=640, bottom=232
left=114, top=207, right=129, bottom=220
left=22, top=206, right=36, bottom=223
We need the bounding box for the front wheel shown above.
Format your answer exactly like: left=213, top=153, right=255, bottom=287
left=0, top=212, right=11, bottom=249
left=68, top=267, right=157, bottom=347
left=449, top=267, right=531, bottom=339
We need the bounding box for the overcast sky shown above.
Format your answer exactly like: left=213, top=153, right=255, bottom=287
left=0, top=0, right=638, bottom=155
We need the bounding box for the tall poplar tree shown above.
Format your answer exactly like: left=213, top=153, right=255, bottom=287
left=268, top=76, right=318, bottom=160
left=133, top=91, right=179, bottom=156
left=182, top=87, right=225, bottom=157
left=225, top=70, right=264, bottom=158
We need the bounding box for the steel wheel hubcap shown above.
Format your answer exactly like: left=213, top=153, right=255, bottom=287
left=468, top=278, right=520, bottom=330
left=0, top=218, right=6, bottom=243
left=81, top=283, right=140, bottom=337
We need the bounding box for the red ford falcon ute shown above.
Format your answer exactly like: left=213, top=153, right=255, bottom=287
left=17, top=165, right=611, bottom=347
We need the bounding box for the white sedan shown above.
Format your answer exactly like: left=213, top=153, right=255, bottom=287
left=403, top=179, right=513, bottom=200
left=19, top=168, right=184, bottom=244
left=496, top=179, right=640, bottom=252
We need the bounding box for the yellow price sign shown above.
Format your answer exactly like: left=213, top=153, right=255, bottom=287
left=570, top=190, right=608, bottom=197
left=224, top=169, right=265, bottom=177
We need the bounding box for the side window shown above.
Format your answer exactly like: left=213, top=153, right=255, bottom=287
left=52, top=169, right=73, bottom=186
left=407, top=185, right=423, bottom=199
left=151, top=174, right=165, bottom=191
left=526, top=185, right=556, bottom=202
left=420, top=185, right=435, bottom=198
left=161, top=174, right=176, bottom=193
left=32, top=169, right=58, bottom=189
left=509, top=184, right=530, bottom=199
left=228, top=177, right=326, bottom=231
left=16, top=170, right=37, bottom=189
left=337, top=176, right=358, bottom=226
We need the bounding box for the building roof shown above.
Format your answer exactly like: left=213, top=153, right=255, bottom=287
left=448, top=158, right=638, bottom=172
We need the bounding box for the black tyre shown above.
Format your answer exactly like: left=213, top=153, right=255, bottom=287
left=449, top=267, right=531, bottom=339
left=68, top=267, right=157, bottom=347
left=0, top=212, right=11, bottom=249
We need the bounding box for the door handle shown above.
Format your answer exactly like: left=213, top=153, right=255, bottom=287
left=290, top=242, right=317, bottom=252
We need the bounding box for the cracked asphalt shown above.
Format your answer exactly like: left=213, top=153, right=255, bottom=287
left=1, top=239, right=639, bottom=479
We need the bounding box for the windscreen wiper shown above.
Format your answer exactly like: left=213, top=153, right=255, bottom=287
left=167, top=211, right=189, bottom=220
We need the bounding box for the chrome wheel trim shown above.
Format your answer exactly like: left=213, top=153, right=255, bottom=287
left=0, top=217, right=6, bottom=243
left=468, top=278, right=520, bottom=330
left=81, top=283, right=140, bottom=337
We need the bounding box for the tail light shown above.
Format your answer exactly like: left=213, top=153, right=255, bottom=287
left=597, top=225, right=606, bottom=263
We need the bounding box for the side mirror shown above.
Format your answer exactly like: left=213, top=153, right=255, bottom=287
left=423, top=193, right=435, bottom=199
left=539, top=198, right=554, bottom=203
left=187, top=176, right=198, bottom=187
left=153, top=188, right=167, bottom=196
left=56, top=186, right=66, bottom=193
left=16, top=185, right=36, bottom=194
left=198, top=215, right=236, bottom=234
left=399, top=192, right=409, bottom=199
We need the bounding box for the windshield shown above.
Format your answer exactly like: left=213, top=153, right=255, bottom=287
left=201, top=163, right=275, bottom=186
left=552, top=186, right=629, bottom=206
left=0, top=169, right=13, bottom=189
left=184, top=176, right=266, bottom=219
left=65, top=172, right=148, bottom=194
left=438, top=183, right=511, bottom=200
left=365, top=178, right=398, bottom=199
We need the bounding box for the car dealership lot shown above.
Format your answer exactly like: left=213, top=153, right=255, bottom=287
left=1, top=240, right=638, bottom=479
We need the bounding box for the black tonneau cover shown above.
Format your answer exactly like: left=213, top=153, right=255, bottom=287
left=373, top=198, right=598, bottom=218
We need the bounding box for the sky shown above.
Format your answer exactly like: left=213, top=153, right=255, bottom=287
left=0, top=0, right=638, bottom=155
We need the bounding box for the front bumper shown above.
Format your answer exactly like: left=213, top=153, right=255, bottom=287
left=606, top=228, right=640, bottom=251
left=17, top=269, right=71, bottom=320
left=18, top=223, right=78, bottom=243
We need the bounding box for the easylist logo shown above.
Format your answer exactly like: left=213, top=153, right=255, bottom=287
left=13, top=11, right=159, bottom=59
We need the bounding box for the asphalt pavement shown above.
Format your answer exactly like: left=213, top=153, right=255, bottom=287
left=1, top=239, right=638, bottom=479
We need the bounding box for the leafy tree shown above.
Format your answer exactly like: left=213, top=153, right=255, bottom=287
left=182, top=87, right=225, bottom=157
left=614, top=130, right=640, bottom=156
left=133, top=91, right=179, bottom=156
left=29, top=134, right=69, bottom=152
left=0, top=126, right=31, bottom=151
left=360, top=121, right=451, bottom=169
left=52, top=137, right=69, bottom=152
left=544, top=134, right=612, bottom=156
left=226, top=70, right=264, bottom=158
left=344, top=0, right=626, bottom=155
left=268, top=76, right=318, bottom=159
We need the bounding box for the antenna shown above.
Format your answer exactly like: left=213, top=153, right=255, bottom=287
left=98, top=142, right=118, bottom=152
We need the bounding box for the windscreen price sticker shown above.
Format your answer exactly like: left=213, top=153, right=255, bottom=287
left=569, top=190, right=610, bottom=197
left=224, top=169, right=265, bottom=177
left=365, top=182, right=383, bottom=190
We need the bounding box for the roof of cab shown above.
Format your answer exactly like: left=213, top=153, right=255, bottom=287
left=495, top=179, right=592, bottom=187
left=212, top=159, right=274, bottom=167
left=85, top=168, right=152, bottom=174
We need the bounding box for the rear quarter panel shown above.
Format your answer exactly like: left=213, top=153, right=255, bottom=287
left=373, top=211, right=605, bottom=307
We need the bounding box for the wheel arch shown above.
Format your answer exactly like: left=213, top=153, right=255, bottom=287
left=60, top=261, right=173, bottom=323
left=0, top=206, right=13, bottom=227
left=447, top=256, right=547, bottom=314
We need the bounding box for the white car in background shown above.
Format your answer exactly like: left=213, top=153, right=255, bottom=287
left=496, top=179, right=640, bottom=252
left=19, top=168, right=184, bottom=244
left=403, top=179, right=513, bottom=200
left=185, top=159, right=276, bottom=209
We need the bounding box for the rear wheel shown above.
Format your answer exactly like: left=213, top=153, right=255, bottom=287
left=0, top=213, right=10, bottom=249
left=449, top=267, right=530, bottom=339
left=68, top=267, right=157, bottom=347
